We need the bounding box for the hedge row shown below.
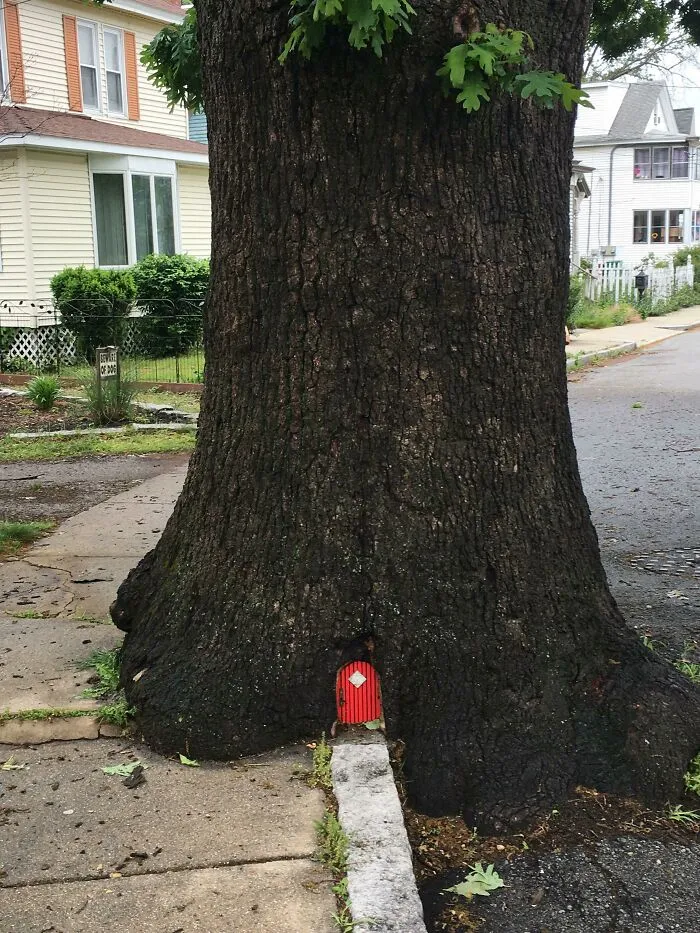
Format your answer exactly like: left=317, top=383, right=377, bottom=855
left=50, top=254, right=209, bottom=360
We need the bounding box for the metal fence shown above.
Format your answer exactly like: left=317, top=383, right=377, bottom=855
left=582, top=256, right=695, bottom=304
left=0, top=300, right=204, bottom=385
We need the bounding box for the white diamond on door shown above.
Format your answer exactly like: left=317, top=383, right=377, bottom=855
left=348, top=670, right=367, bottom=688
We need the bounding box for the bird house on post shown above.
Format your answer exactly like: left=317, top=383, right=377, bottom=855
left=335, top=660, right=382, bottom=724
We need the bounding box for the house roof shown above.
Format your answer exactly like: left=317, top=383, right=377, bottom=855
left=607, top=83, right=664, bottom=139
left=674, top=107, right=696, bottom=136
left=0, top=105, right=208, bottom=158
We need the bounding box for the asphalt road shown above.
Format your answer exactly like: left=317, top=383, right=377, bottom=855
left=570, top=331, right=700, bottom=657
left=424, top=332, right=700, bottom=933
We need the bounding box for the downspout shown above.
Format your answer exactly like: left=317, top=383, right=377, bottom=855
left=607, top=144, right=623, bottom=248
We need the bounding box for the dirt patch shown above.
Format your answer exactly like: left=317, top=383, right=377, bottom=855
left=407, top=784, right=699, bottom=932
left=0, top=394, right=99, bottom=438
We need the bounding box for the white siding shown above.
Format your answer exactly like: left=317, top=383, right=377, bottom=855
left=0, top=150, right=29, bottom=312
left=574, top=144, right=700, bottom=264
left=18, top=0, right=189, bottom=140
left=576, top=84, right=629, bottom=137
left=26, top=149, right=95, bottom=301
left=178, top=165, right=211, bottom=258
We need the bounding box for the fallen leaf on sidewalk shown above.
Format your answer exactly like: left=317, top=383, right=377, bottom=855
left=1, top=755, right=27, bottom=770
left=102, top=761, right=148, bottom=777
left=179, top=754, right=200, bottom=767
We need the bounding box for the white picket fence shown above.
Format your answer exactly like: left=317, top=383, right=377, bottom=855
left=582, top=256, right=695, bottom=304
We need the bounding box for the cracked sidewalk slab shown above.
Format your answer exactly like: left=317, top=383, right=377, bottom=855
left=0, top=612, right=120, bottom=698
left=0, top=614, right=122, bottom=744
left=0, top=467, right=187, bottom=619
left=0, top=741, right=329, bottom=888
left=1, top=861, right=334, bottom=933
left=1, top=860, right=334, bottom=933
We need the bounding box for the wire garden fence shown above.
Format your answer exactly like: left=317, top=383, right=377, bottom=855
left=0, top=299, right=204, bottom=386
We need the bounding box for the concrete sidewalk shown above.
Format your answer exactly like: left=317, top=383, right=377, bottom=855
left=567, top=304, right=700, bottom=360
left=0, top=466, right=335, bottom=931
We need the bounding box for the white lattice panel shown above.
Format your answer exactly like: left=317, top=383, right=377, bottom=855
left=6, top=327, right=78, bottom=368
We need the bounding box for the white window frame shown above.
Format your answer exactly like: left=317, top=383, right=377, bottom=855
left=103, top=26, right=127, bottom=117
left=77, top=20, right=101, bottom=114
left=632, top=209, right=687, bottom=246
left=634, top=145, right=690, bottom=181
left=89, top=156, right=181, bottom=269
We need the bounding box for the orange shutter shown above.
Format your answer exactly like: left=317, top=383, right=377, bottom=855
left=124, top=31, right=140, bottom=121
left=62, top=15, right=83, bottom=112
left=3, top=0, right=27, bottom=104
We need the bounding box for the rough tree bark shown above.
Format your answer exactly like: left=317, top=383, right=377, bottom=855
left=112, top=0, right=700, bottom=828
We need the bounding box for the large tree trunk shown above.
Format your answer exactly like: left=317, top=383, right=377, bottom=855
left=112, top=0, right=700, bottom=828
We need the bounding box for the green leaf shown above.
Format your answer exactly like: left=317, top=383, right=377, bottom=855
left=179, top=753, right=200, bottom=767
left=445, top=862, right=505, bottom=899
left=102, top=760, right=147, bottom=776
left=455, top=74, right=490, bottom=112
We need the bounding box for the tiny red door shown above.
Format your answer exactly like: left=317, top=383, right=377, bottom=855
left=335, top=661, right=382, bottom=724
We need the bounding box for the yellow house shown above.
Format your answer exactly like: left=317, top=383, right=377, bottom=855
left=0, top=0, right=209, bottom=322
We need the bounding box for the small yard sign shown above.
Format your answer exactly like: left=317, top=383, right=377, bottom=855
left=335, top=660, right=382, bottom=724
left=97, top=347, right=119, bottom=379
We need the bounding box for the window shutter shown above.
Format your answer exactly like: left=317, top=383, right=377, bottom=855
left=4, top=0, right=27, bottom=104
left=62, top=15, right=83, bottom=112
left=124, top=31, right=140, bottom=121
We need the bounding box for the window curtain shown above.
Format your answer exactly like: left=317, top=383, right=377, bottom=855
left=93, top=174, right=128, bottom=266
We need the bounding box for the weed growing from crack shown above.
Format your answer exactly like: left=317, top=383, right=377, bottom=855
left=309, top=734, right=333, bottom=790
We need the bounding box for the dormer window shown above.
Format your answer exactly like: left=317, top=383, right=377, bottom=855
left=634, top=146, right=689, bottom=180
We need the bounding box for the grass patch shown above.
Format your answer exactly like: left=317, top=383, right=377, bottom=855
left=685, top=753, right=700, bottom=797
left=78, top=648, right=120, bottom=698
left=0, top=429, right=195, bottom=462
left=0, top=707, right=95, bottom=722
left=570, top=302, right=640, bottom=329
left=77, top=646, right=135, bottom=727
left=675, top=658, right=700, bottom=687
left=96, top=696, right=135, bottom=727
left=135, top=390, right=201, bottom=414
left=0, top=520, right=54, bottom=555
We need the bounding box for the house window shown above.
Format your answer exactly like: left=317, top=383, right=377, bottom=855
left=650, top=210, right=667, bottom=242
left=78, top=21, right=126, bottom=116
left=633, top=211, right=649, bottom=243
left=93, top=174, right=129, bottom=265
left=634, top=209, right=686, bottom=245
left=672, top=148, right=689, bottom=179
left=634, top=149, right=650, bottom=180
left=668, top=210, right=685, bottom=243
left=104, top=28, right=126, bottom=115
left=93, top=170, right=177, bottom=266
left=634, top=145, right=689, bottom=180
left=652, top=148, right=670, bottom=179
left=692, top=210, right=700, bottom=243
left=78, top=22, right=100, bottom=111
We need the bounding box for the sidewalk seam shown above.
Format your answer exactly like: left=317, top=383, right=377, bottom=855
left=0, top=852, right=317, bottom=891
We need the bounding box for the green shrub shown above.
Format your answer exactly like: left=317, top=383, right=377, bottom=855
left=51, top=267, right=136, bottom=361
left=566, top=276, right=584, bottom=328
left=1, top=355, right=34, bottom=374
left=132, top=254, right=208, bottom=357
left=26, top=375, right=61, bottom=411
left=82, top=374, right=137, bottom=425
left=673, top=245, right=700, bottom=277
